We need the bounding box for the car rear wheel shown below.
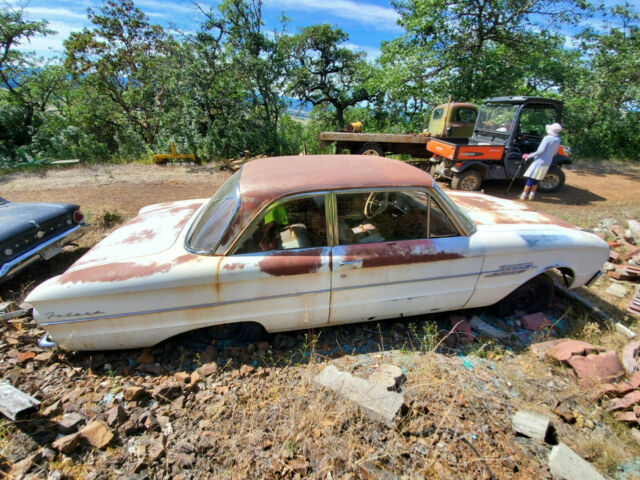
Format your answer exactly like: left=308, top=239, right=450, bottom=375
left=451, top=169, right=482, bottom=191
left=538, top=166, right=565, bottom=193
left=356, top=143, right=385, bottom=156
left=496, top=274, right=554, bottom=317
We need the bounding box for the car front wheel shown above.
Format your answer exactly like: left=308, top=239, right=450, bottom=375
left=496, top=274, right=554, bottom=317
left=538, top=166, right=566, bottom=193
left=451, top=169, right=482, bottom=191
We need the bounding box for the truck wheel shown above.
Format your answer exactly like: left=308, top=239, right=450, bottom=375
left=451, top=170, right=482, bottom=191
left=356, top=143, right=384, bottom=156
left=538, top=166, right=565, bottom=193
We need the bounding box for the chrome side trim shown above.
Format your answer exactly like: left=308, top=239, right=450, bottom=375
left=39, top=287, right=331, bottom=326
left=0, top=225, right=84, bottom=279
left=332, top=270, right=480, bottom=292
left=38, top=333, right=57, bottom=348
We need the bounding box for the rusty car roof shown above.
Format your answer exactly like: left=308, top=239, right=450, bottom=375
left=238, top=155, right=433, bottom=202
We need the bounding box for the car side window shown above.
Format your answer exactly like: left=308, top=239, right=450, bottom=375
left=234, top=195, right=328, bottom=254
left=336, top=190, right=458, bottom=245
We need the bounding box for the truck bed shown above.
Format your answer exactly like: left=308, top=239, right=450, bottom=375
left=318, top=131, right=430, bottom=149
left=426, top=137, right=505, bottom=161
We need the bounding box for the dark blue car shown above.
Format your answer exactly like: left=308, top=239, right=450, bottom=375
left=0, top=197, right=86, bottom=282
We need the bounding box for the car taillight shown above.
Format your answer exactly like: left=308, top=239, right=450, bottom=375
left=73, top=210, right=85, bottom=224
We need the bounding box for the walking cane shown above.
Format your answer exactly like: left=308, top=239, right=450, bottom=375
left=506, top=154, right=529, bottom=194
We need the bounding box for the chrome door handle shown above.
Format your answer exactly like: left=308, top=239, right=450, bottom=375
left=339, top=259, right=363, bottom=269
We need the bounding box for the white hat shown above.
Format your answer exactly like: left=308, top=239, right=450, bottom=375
left=546, top=123, right=562, bottom=135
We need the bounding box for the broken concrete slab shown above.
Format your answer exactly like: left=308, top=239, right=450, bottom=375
left=469, top=316, right=509, bottom=341
left=368, top=364, right=406, bottom=391
left=531, top=339, right=566, bottom=359
left=622, top=341, right=640, bottom=375
left=0, top=381, right=40, bottom=420
left=567, top=351, right=624, bottom=385
left=547, top=339, right=596, bottom=363
left=313, top=365, right=406, bottom=426
left=548, top=442, right=606, bottom=480
left=512, top=411, right=551, bottom=442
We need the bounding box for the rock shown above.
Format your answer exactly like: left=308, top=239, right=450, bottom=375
left=449, top=314, right=474, bottom=343
left=123, top=386, right=145, bottom=402
left=58, top=412, right=85, bottom=433
left=553, top=404, right=575, bottom=424
left=469, top=315, right=509, bottom=341
left=17, top=351, right=35, bottom=363
left=11, top=453, right=36, bottom=478
left=105, top=405, right=125, bottom=427
left=136, top=351, right=155, bottom=364
left=197, top=362, right=218, bottom=377
left=34, top=351, right=53, bottom=362
left=41, top=400, right=61, bottom=417
left=629, top=371, right=640, bottom=389
left=368, top=364, right=406, bottom=391
left=531, top=339, right=566, bottom=359
left=615, top=382, right=635, bottom=395
left=548, top=442, right=606, bottom=480
left=189, top=371, right=201, bottom=386
left=79, top=420, right=114, bottom=449
left=606, top=283, right=629, bottom=299
left=631, top=428, right=640, bottom=444
left=547, top=339, right=596, bottom=362
left=174, top=372, right=190, bottom=384
left=606, top=390, right=640, bottom=411
left=594, top=383, right=618, bottom=399
left=512, top=411, right=551, bottom=442
left=313, top=365, right=406, bottom=426
left=567, top=351, right=624, bottom=385
left=521, top=312, right=552, bottom=331
left=152, top=382, right=182, bottom=402
left=148, top=437, right=165, bottom=461
left=622, top=341, right=640, bottom=375
left=170, top=395, right=185, bottom=410
left=52, top=433, right=80, bottom=454
left=614, top=411, right=637, bottom=423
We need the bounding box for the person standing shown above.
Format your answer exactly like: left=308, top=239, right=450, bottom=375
left=520, top=123, right=562, bottom=200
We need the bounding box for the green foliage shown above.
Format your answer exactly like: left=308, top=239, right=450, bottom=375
left=0, top=0, right=639, bottom=164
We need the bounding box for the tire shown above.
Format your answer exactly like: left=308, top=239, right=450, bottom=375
left=356, top=143, right=385, bottom=156
left=538, top=166, right=565, bottom=193
left=207, top=322, right=264, bottom=342
left=496, top=274, right=554, bottom=317
left=451, top=169, right=482, bottom=191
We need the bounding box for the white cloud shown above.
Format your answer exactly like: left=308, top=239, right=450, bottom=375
left=265, top=0, right=400, bottom=31
left=135, top=0, right=196, bottom=15
left=24, top=6, right=88, bottom=21
left=344, top=42, right=381, bottom=60
left=14, top=19, right=85, bottom=57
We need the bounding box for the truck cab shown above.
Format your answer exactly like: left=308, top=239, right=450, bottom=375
left=427, top=97, right=571, bottom=192
left=426, top=102, right=477, bottom=138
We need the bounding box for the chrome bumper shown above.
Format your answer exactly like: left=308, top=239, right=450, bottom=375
left=0, top=224, right=85, bottom=281
left=38, top=332, right=57, bottom=348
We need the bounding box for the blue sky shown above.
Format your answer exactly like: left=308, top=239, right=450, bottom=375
left=19, top=0, right=402, bottom=60
left=17, top=0, right=638, bottom=60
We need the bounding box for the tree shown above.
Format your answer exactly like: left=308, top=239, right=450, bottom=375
left=285, top=24, right=372, bottom=129
left=64, top=0, right=178, bottom=146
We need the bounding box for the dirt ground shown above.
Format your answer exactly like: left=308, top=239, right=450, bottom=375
left=2, top=158, right=640, bottom=479
left=3, top=160, right=640, bottom=224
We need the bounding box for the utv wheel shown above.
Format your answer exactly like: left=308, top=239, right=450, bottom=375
left=538, top=166, right=565, bottom=193
left=356, top=143, right=385, bottom=156
left=451, top=169, right=482, bottom=191
left=496, top=274, right=554, bottom=317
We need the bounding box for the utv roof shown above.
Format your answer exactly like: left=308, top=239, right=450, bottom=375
left=483, top=96, right=562, bottom=107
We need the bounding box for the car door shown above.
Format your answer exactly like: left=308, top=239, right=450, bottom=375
left=329, top=189, right=485, bottom=325
left=215, top=192, right=332, bottom=332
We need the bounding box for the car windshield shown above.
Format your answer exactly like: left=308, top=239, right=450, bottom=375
left=476, top=103, right=519, bottom=134
left=186, top=170, right=241, bottom=253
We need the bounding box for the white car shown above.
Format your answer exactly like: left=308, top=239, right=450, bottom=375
left=27, top=155, right=608, bottom=351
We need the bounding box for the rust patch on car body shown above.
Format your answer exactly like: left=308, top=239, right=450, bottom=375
left=448, top=191, right=578, bottom=229
left=258, top=248, right=327, bottom=276
left=341, top=241, right=463, bottom=269
left=59, top=261, right=174, bottom=284
left=223, top=262, right=245, bottom=271
left=123, top=228, right=156, bottom=244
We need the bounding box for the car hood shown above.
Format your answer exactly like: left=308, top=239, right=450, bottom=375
left=64, top=199, right=206, bottom=270
left=0, top=201, right=79, bottom=243
left=447, top=191, right=578, bottom=229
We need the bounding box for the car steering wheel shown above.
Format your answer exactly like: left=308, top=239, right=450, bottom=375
left=364, top=192, right=389, bottom=219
